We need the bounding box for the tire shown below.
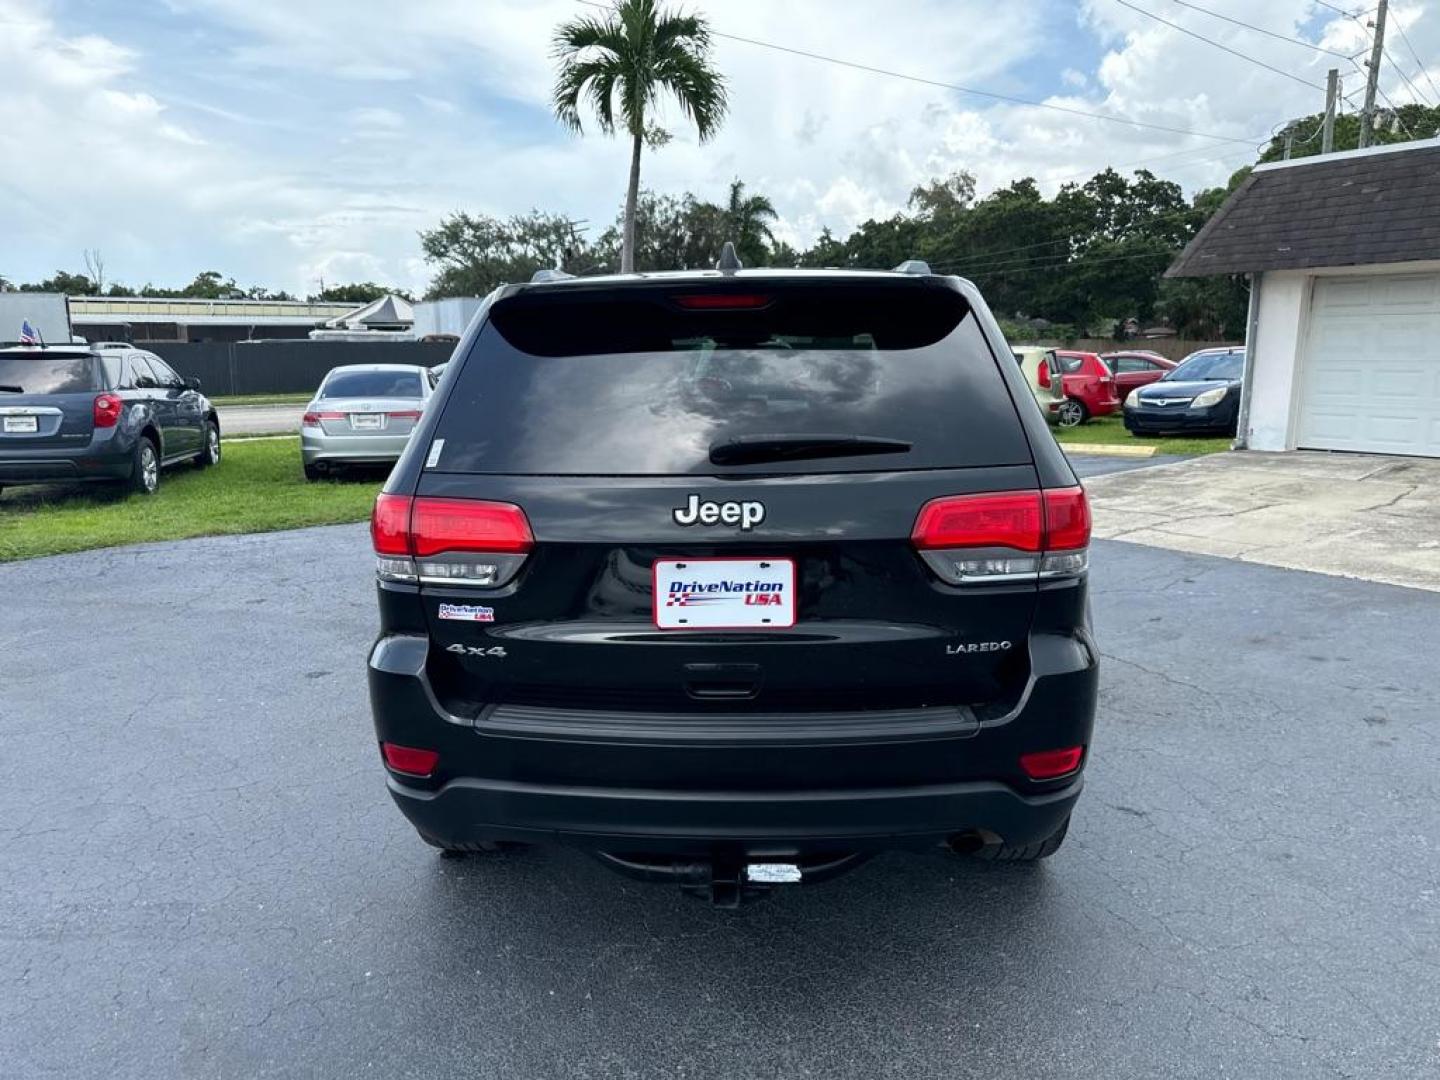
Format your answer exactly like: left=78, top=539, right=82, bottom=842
left=974, top=814, right=1070, bottom=863
left=303, top=462, right=324, bottom=482
left=1056, top=399, right=1088, bottom=428
left=195, top=421, right=221, bottom=468
left=128, top=436, right=160, bottom=495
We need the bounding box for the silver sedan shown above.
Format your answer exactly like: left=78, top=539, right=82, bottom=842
left=300, top=364, right=433, bottom=480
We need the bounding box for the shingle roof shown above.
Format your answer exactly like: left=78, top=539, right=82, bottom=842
left=1166, top=139, right=1440, bottom=278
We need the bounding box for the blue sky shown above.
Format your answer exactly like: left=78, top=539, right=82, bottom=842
left=2, top=0, right=1433, bottom=296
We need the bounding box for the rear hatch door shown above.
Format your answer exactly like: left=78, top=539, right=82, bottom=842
left=413, top=280, right=1040, bottom=714
left=0, top=351, right=102, bottom=449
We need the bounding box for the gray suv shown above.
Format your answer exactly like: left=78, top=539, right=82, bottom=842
left=0, top=344, right=220, bottom=497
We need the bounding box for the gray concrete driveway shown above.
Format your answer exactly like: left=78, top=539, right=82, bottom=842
left=3, top=526, right=1437, bottom=1078
left=1086, top=450, right=1440, bottom=592
left=218, top=403, right=305, bottom=436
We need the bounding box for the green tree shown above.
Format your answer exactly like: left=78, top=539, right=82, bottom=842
left=1260, top=103, right=1440, bottom=163
left=421, top=210, right=591, bottom=297
left=720, top=179, right=777, bottom=267
left=20, top=270, right=97, bottom=295
left=312, top=282, right=408, bottom=304
left=551, top=0, right=728, bottom=273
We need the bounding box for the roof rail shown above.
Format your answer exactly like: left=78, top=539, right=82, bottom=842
left=716, top=242, right=743, bottom=273
left=531, top=268, right=575, bottom=284
left=893, top=259, right=932, bottom=275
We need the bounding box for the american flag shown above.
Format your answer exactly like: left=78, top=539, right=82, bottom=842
left=18, top=320, right=40, bottom=344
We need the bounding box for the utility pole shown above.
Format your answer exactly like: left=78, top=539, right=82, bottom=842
left=1322, top=68, right=1338, bottom=154
left=1283, top=124, right=1297, bottom=160
left=1358, top=0, right=1389, bottom=149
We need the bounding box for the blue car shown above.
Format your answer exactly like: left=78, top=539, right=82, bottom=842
left=1122, top=346, right=1245, bottom=435
left=0, top=343, right=220, bottom=497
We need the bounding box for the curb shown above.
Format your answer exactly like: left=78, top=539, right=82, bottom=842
left=1062, top=443, right=1158, bottom=458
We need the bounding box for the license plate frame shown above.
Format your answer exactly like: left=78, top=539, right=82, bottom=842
left=3, top=415, right=38, bottom=434
left=349, top=413, right=384, bottom=431
left=652, top=557, right=797, bottom=631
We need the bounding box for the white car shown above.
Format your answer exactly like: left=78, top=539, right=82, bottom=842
left=300, top=364, right=432, bottom=480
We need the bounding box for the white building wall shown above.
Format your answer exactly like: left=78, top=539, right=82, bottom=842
left=1244, top=270, right=1310, bottom=451
left=1243, top=260, right=1440, bottom=452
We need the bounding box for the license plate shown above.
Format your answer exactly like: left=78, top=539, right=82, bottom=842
left=350, top=413, right=383, bottom=430
left=3, top=416, right=38, bottom=433
left=653, top=558, right=796, bottom=630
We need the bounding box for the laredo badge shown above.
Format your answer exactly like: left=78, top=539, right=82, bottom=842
left=438, top=603, right=495, bottom=622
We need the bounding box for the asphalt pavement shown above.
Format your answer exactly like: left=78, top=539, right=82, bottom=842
left=3, top=518, right=1437, bottom=1078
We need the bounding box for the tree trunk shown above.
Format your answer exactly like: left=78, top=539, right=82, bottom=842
left=621, top=129, right=643, bottom=274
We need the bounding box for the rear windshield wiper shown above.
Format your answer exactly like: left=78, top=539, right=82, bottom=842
left=0, top=385, right=24, bottom=393
left=708, top=433, right=912, bottom=466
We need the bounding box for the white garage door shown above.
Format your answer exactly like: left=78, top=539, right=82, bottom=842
left=1297, top=273, right=1440, bottom=457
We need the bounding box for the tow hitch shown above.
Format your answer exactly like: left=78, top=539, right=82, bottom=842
left=594, top=852, right=872, bottom=907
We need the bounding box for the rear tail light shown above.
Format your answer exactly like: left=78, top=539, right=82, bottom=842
left=387, top=410, right=423, bottom=420
left=93, top=393, right=123, bottom=428
left=912, top=486, right=1090, bottom=584
left=302, top=410, right=345, bottom=426
left=381, top=742, right=440, bottom=777
left=1019, top=745, right=1084, bottom=780
left=1037, top=364, right=1051, bottom=389
left=371, top=494, right=533, bottom=587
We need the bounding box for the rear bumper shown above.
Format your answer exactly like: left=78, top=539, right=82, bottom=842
left=0, top=445, right=131, bottom=485
left=388, top=772, right=1081, bottom=856
left=368, top=630, right=1097, bottom=856
left=301, top=428, right=411, bottom=465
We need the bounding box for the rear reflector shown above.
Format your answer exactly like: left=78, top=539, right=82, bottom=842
left=673, top=293, right=772, bottom=310
left=93, top=393, right=123, bottom=428
left=912, top=487, right=1090, bottom=584
left=1019, top=746, right=1085, bottom=780
left=381, top=742, right=439, bottom=777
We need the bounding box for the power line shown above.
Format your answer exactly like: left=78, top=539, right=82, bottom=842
left=1113, top=0, right=1334, bottom=93
left=1391, top=11, right=1440, bottom=103
left=572, top=0, right=1256, bottom=144
left=1380, top=38, right=1435, bottom=106
left=1164, top=0, right=1358, bottom=60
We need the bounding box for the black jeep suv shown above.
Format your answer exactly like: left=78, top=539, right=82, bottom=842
left=367, top=260, right=1097, bottom=902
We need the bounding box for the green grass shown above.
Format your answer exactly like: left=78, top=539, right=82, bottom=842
left=1054, top=415, right=1233, bottom=457
left=0, top=438, right=378, bottom=562
left=209, top=392, right=314, bottom=406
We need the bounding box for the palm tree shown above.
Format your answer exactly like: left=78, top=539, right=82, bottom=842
left=552, top=0, right=727, bottom=273
left=722, top=179, right=777, bottom=266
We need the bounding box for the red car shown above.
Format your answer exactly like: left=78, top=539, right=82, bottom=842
left=1039, top=350, right=1121, bottom=427
left=1100, top=351, right=1177, bottom=402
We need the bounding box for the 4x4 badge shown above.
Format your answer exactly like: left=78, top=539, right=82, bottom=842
left=672, top=494, right=765, bottom=531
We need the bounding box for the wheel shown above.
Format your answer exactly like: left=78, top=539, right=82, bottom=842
left=303, top=462, right=324, bottom=481
left=128, top=436, right=160, bottom=495
left=1056, top=399, right=1088, bottom=428
left=974, top=814, right=1070, bottom=863
left=195, top=421, right=221, bottom=468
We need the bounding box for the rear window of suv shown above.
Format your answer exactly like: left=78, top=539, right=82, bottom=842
left=430, top=281, right=1029, bottom=475
left=0, top=353, right=102, bottom=394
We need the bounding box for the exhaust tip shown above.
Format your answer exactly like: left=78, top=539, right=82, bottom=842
left=945, top=830, right=989, bottom=855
